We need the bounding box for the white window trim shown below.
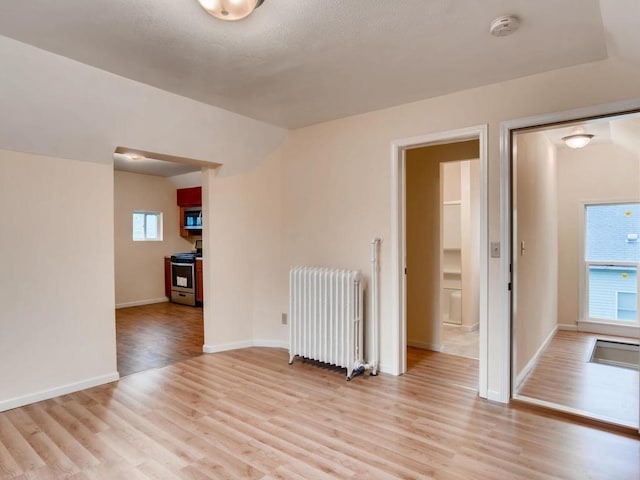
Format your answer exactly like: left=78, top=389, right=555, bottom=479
left=579, top=200, right=639, bottom=327
left=133, top=211, right=164, bottom=242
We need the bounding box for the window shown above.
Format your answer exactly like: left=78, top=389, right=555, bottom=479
left=584, top=203, right=639, bottom=323
left=133, top=211, right=163, bottom=241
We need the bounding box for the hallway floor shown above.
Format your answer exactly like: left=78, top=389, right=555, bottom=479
left=441, top=323, right=479, bottom=359
left=116, top=302, right=204, bottom=377
left=517, top=330, right=639, bottom=428
left=406, top=346, right=478, bottom=391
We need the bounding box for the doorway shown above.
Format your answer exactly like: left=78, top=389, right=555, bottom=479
left=112, top=148, right=215, bottom=376
left=508, top=110, right=640, bottom=428
left=405, top=142, right=481, bottom=390
left=391, top=125, right=489, bottom=396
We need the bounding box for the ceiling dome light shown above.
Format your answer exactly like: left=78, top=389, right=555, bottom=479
left=197, top=0, right=264, bottom=21
left=562, top=134, right=594, bottom=149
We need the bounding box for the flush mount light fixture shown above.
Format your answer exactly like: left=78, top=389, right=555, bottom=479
left=197, top=0, right=264, bottom=21
left=562, top=134, right=594, bottom=149
left=124, top=153, right=145, bottom=161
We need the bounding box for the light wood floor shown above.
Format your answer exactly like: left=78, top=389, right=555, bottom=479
left=2, top=348, right=638, bottom=479
left=407, top=347, right=478, bottom=391
left=517, top=330, right=639, bottom=427
left=116, top=302, right=204, bottom=377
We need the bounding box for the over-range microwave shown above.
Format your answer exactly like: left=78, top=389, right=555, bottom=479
left=183, top=206, right=202, bottom=230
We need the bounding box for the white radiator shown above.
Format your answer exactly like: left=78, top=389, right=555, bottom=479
left=289, top=266, right=364, bottom=380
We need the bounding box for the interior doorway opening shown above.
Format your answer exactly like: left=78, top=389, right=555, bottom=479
left=112, top=147, right=218, bottom=377
left=391, top=125, right=488, bottom=397
left=509, top=110, right=640, bottom=429
left=405, top=141, right=481, bottom=390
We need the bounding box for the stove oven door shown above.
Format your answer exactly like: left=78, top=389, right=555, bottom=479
left=171, top=262, right=196, bottom=306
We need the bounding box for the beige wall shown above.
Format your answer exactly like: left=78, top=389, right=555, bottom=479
left=405, top=141, right=479, bottom=349
left=0, top=150, right=117, bottom=409
left=514, top=131, right=558, bottom=377
left=114, top=171, right=194, bottom=306
left=5, top=56, right=640, bottom=408
left=556, top=142, right=640, bottom=326
left=203, top=148, right=286, bottom=350
left=406, top=148, right=441, bottom=348
left=203, top=58, right=640, bottom=392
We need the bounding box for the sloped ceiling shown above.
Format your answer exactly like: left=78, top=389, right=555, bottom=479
left=1, top=0, right=633, bottom=129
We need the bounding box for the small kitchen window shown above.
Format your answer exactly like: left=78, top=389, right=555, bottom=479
left=133, top=211, right=163, bottom=241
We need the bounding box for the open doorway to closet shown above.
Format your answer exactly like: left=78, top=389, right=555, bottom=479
left=405, top=140, right=481, bottom=391
left=510, top=112, right=640, bottom=429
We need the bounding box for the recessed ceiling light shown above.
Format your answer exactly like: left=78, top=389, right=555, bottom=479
left=197, top=0, right=264, bottom=21
left=562, top=134, right=594, bottom=149
left=490, top=15, right=520, bottom=37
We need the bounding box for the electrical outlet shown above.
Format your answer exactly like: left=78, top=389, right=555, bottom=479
left=281, top=313, right=287, bottom=325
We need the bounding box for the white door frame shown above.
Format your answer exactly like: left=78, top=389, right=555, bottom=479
left=391, top=125, right=489, bottom=398
left=501, top=98, right=640, bottom=405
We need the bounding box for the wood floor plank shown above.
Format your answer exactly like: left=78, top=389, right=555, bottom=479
left=116, top=302, right=203, bottom=377
left=5, top=408, right=79, bottom=478
left=1, top=346, right=638, bottom=479
left=517, top=330, right=639, bottom=426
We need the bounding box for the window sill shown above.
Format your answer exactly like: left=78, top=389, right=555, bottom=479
left=578, top=320, right=640, bottom=338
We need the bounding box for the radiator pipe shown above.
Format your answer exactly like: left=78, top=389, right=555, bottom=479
left=370, top=236, right=383, bottom=375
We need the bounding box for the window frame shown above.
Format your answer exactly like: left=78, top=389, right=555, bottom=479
left=579, top=200, right=640, bottom=326
left=132, top=210, right=163, bottom=242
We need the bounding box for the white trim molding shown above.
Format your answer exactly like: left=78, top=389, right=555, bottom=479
left=577, top=320, right=640, bottom=338
left=407, top=341, right=443, bottom=352
left=115, top=297, right=168, bottom=309
left=557, top=323, right=578, bottom=331
left=391, top=124, right=489, bottom=398
left=0, top=372, right=120, bottom=413
left=203, top=339, right=288, bottom=353
left=515, top=326, right=557, bottom=390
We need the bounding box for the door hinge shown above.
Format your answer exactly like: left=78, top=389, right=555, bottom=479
left=508, top=282, right=512, bottom=291
left=404, top=267, right=407, bottom=275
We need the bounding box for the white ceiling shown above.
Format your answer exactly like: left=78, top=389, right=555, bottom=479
left=1, top=0, right=633, bottom=129
left=535, top=113, right=640, bottom=153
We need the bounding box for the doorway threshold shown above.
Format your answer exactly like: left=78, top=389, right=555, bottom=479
left=512, top=394, right=639, bottom=431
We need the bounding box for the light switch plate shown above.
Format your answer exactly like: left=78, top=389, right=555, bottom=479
left=281, top=313, right=287, bottom=325
left=490, top=242, right=500, bottom=258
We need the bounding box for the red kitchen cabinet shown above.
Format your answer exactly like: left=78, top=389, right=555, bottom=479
left=196, top=259, right=203, bottom=304
left=164, top=257, right=171, bottom=298
left=177, top=187, right=202, bottom=207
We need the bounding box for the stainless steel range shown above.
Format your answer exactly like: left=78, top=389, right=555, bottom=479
left=170, top=253, right=196, bottom=306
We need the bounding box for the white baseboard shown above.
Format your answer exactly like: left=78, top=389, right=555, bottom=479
left=116, top=297, right=168, bottom=309
left=462, top=322, right=479, bottom=332
left=0, top=372, right=120, bottom=413
left=253, top=339, right=288, bottom=349
left=407, top=341, right=442, bottom=352
left=557, top=323, right=578, bottom=331
left=515, top=325, right=557, bottom=390
left=203, top=339, right=288, bottom=354
left=487, top=390, right=506, bottom=403
left=377, top=362, right=395, bottom=375
left=578, top=321, right=640, bottom=338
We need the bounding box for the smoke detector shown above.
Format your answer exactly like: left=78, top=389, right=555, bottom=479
left=490, top=15, right=520, bottom=37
